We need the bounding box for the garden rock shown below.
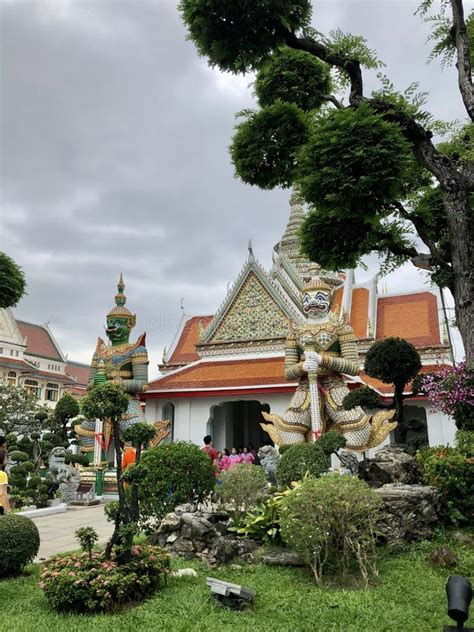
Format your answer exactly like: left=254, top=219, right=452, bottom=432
left=154, top=505, right=261, bottom=566
left=375, top=484, right=439, bottom=547
left=359, top=447, right=420, bottom=485
left=261, top=549, right=305, bottom=567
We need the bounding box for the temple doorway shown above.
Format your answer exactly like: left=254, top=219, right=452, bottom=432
left=208, top=400, right=272, bottom=452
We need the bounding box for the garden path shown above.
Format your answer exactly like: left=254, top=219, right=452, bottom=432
left=32, top=504, right=113, bottom=560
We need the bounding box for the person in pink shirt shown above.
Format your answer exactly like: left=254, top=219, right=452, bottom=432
left=227, top=447, right=241, bottom=468
left=240, top=446, right=255, bottom=464
left=217, top=450, right=230, bottom=471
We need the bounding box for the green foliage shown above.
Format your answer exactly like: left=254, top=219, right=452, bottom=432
left=0, top=383, right=43, bottom=435
left=39, top=545, right=170, bottom=612
left=438, top=122, right=474, bottom=165
left=298, top=103, right=412, bottom=216
left=230, top=487, right=295, bottom=543
left=81, top=382, right=129, bottom=422
left=317, top=431, right=347, bottom=455
left=9, top=450, right=29, bottom=463
left=64, top=453, right=89, bottom=467
left=280, top=474, right=382, bottom=584
left=456, top=430, right=474, bottom=455
left=255, top=47, right=331, bottom=111
left=179, top=0, right=312, bottom=73
left=53, top=394, right=80, bottom=440
left=0, top=514, right=40, bottom=576
left=0, top=251, right=26, bottom=309
left=416, top=446, right=474, bottom=525
left=75, top=526, right=99, bottom=561
left=276, top=442, right=329, bottom=487
left=217, top=464, right=269, bottom=525
left=365, top=337, right=421, bottom=387
left=230, top=102, right=309, bottom=189
left=343, top=386, right=380, bottom=410
left=424, top=7, right=474, bottom=68
left=326, top=28, right=385, bottom=89
left=131, top=441, right=215, bottom=528
left=121, top=423, right=156, bottom=448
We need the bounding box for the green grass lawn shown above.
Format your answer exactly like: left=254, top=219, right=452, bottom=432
left=3, top=533, right=474, bottom=632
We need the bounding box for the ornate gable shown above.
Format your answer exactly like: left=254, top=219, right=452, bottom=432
left=209, top=271, right=290, bottom=343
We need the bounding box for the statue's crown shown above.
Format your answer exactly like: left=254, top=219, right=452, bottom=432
left=107, top=273, right=136, bottom=327
left=302, top=264, right=335, bottom=294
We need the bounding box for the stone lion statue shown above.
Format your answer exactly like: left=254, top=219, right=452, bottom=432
left=48, top=446, right=81, bottom=504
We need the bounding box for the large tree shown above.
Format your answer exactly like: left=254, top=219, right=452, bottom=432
left=180, top=0, right=474, bottom=368
left=0, top=383, right=42, bottom=435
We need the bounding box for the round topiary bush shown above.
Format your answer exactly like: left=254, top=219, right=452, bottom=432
left=0, top=514, right=40, bottom=576
left=130, top=441, right=215, bottom=529
left=277, top=442, right=330, bottom=487
left=217, top=464, right=269, bottom=525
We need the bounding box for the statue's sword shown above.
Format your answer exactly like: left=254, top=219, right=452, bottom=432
left=306, top=343, right=321, bottom=442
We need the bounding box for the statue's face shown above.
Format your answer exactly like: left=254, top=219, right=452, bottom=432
left=302, top=289, right=332, bottom=319
left=106, top=316, right=130, bottom=344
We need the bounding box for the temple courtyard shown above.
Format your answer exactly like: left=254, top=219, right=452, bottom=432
left=32, top=505, right=113, bottom=560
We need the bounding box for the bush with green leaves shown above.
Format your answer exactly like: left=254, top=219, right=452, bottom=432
left=75, top=526, right=99, bottom=562
left=39, top=545, right=170, bottom=612
left=0, top=514, right=40, bottom=576
left=231, top=101, right=310, bottom=189
left=255, top=47, right=331, bottom=111
left=217, top=464, right=269, bottom=526
left=130, top=441, right=214, bottom=529
left=416, top=446, right=474, bottom=526
left=0, top=251, right=26, bottom=308
left=277, top=442, right=328, bottom=487
left=64, top=453, right=90, bottom=467
left=280, top=474, right=382, bottom=584
left=343, top=386, right=381, bottom=411
left=179, top=0, right=312, bottom=73
left=456, top=430, right=474, bottom=455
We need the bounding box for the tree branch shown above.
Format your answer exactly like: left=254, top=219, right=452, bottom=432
left=392, top=201, right=448, bottom=268
left=320, top=94, right=344, bottom=109
left=286, top=33, right=363, bottom=104
left=450, top=0, right=474, bottom=121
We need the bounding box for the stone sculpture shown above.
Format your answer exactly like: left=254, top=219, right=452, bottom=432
left=48, top=446, right=81, bottom=504
left=76, top=275, right=149, bottom=456
left=257, top=445, right=280, bottom=484
left=261, top=267, right=397, bottom=450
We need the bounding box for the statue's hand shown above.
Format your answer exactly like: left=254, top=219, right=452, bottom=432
left=305, top=351, right=322, bottom=364
left=303, top=359, right=319, bottom=372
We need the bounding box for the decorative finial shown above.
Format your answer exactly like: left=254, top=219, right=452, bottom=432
left=248, top=239, right=255, bottom=262
left=180, top=298, right=184, bottom=311
left=162, top=347, right=168, bottom=364
left=115, top=273, right=126, bottom=307
left=107, top=274, right=136, bottom=327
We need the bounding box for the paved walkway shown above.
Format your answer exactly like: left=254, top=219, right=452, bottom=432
left=32, top=504, right=113, bottom=560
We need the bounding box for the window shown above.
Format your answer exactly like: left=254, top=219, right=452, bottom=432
left=162, top=402, right=175, bottom=442
left=15, top=350, right=19, bottom=357
left=7, top=371, right=16, bottom=386
left=46, top=382, right=59, bottom=402
left=0, top=348, right=3, bottom=354
left=10, top=350, right=13, bottom=356
left=24, top=379, right=41, bottom=398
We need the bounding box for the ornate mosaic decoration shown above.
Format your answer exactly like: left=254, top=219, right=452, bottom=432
left=210, top=272, right=290, bottom=343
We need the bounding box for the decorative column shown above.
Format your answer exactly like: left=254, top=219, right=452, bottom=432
left=93, top=418, right=103, bottom=466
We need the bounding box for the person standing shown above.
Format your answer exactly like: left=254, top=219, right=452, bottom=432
left=201, top=435, right=218, bottom=466
left=0, top=450, right=10, bottom=515
left=240, top=446, right=255, bottom=464
left=227, top=447, right=241, bottom=469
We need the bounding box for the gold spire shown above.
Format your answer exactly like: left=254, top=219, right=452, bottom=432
left=107, top=274, right=136, bottom=327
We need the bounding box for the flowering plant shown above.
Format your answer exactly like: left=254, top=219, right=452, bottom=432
left=421, top=361, right=474, bottom=430
left=39, top=545, right=170, bottom=612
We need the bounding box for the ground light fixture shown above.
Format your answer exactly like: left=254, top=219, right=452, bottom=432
left=444, top=575, right=473, bottom=631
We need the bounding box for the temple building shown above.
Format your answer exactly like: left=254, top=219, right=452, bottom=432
left=143, top=193, right=455, bottom=452
left=0, top=308, right=88, bottom=407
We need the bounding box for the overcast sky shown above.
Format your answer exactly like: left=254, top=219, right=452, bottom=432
left=1, top=0, right=470, bottom=376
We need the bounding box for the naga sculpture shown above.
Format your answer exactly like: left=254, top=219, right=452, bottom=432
left=261, top=269, right=397, bottom=450
left=76, top=275, right=148, bottom=457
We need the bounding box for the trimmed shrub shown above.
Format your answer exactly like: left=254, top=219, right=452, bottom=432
left=131, top=441, right=215, bottom=529
left=64, top=453, right=90, bottom=467
left=0, top=514, right=40, bottom=576
left=39, top=545, right=170, bottom=612
left=217, top=464, right=269, bottom=525
left=456, top=430, right=474, bottom=455
left=280, top=474, right=382, bottom=584
left=277, top=442, right=329, bottom=487
left=416, top=446, right=474, bottom=525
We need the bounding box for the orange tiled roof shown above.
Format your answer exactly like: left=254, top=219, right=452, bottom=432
left=360, top=364, right=451, bottom=396
left=167, top=316, right=213, bottom=366
left=16, top=321, right=63, bottom=361
left=66, top=361, right=91, bottom=387
left=148, top=357, right=291, bottom=391
left=350, top=287, right=369, bottom=339
left=376, top=292, right=441, bottom=347
left=0, top=357, right=38, bottom=372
